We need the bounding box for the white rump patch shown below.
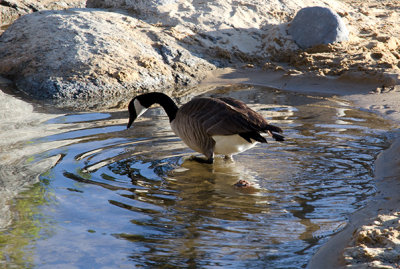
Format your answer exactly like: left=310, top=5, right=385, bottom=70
left=213, top=134, right=258, bottom=156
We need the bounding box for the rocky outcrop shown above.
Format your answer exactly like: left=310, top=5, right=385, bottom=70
left=0, top=0, right=352, bottom=109
left=288, top=6, right=349, bottom=49
left=86, top=0, right=349, bottom=61
left=0, top=0, right=398, bottom=109
left=0, top=9, right=215, bottom=109
left=0, top=0, right=85, bottom=30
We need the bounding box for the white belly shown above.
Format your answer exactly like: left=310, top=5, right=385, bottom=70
left=212, top=135, right=257, bottom=156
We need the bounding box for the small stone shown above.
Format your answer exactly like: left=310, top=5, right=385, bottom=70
left=288, top=6, right=349, bottom=49
left=234, top=180, right=254, bottom=188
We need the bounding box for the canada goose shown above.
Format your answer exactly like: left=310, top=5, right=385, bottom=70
left=127, top=92, right=284, bottom=164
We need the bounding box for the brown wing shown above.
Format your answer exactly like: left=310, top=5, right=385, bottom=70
left=218, top=97, right=283, bottom=134
left=178, top=97, right=274, bottom=136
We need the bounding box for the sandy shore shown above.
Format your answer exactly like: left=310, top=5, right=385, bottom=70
left=200, top=67, right=400, bottom=268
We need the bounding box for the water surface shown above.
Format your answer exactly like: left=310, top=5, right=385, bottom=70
left=0, top=85, right=393, bottom=268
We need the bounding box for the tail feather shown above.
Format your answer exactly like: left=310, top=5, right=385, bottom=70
left=239, top=132, right=267, bottom=143
left=241, top=124, right=285, bottom=143
left=265, top=124, right=283, bottom=134
left=264, top=124, right=284, bottom=142
left=270, top=132, right=285, bottom=142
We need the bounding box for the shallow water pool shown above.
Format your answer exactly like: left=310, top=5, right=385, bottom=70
left=0, top=85, right=393, bottom=268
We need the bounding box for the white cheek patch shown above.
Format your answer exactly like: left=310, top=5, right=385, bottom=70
left=134, top=98, right=147, bottom=118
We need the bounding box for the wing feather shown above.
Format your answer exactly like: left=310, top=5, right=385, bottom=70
left=177, top=97, right=275, bottom=136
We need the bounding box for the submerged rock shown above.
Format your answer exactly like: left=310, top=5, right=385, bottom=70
left=0, top=9, right=214, bottom=109
left=288, top=6, right=349, bottom=49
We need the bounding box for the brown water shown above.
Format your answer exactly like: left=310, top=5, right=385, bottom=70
left=0, top=85, right=393, bottom=268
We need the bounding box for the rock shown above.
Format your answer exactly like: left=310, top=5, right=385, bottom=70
left=288, top=6, right=349, bottom=49
left=87, top=0, right=271, bottom=57
left=86, top=0, right=351, bottom=67
left=344, top=212, right=400, bottom=267
left=0, top=9, right=215, bottom=109
left=0, top=0, right=85, bottom=30
left=86, top=0, right=341, bottom=60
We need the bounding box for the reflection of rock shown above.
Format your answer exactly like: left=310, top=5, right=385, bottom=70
left=0, top=88, right=66, bottom=229
left=0, top=156, right=60, bottom=229
left=0, top=9, right=214, bottom=109
left=288, top=6, right=349, bottom=49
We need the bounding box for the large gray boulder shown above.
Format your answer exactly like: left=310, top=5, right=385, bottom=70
left=288, top=6, right=349, bottom=49
left=0, top=9, right=214, bottom=109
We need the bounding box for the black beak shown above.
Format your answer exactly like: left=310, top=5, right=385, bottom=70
left=127, top=98, right=138, bottom=129
left=127, top=115, right=135, bottom=129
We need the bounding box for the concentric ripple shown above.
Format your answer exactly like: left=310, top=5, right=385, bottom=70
left=0, top=85, right=393, bottom=268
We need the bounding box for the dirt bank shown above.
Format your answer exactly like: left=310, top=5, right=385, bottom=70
left=309, top=136, right=400, bottom=269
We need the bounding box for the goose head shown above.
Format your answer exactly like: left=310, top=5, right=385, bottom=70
left=127, top=92, right=179, bottom=129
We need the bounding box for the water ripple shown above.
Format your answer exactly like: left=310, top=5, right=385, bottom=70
left=0, top=85, right=394, bottom=268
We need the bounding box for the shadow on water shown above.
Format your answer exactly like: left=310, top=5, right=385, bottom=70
left=0, top=85, right=394, bottom=268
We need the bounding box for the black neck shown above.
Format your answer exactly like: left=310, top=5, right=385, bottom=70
left=139, top=92, right=179, bottom=122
